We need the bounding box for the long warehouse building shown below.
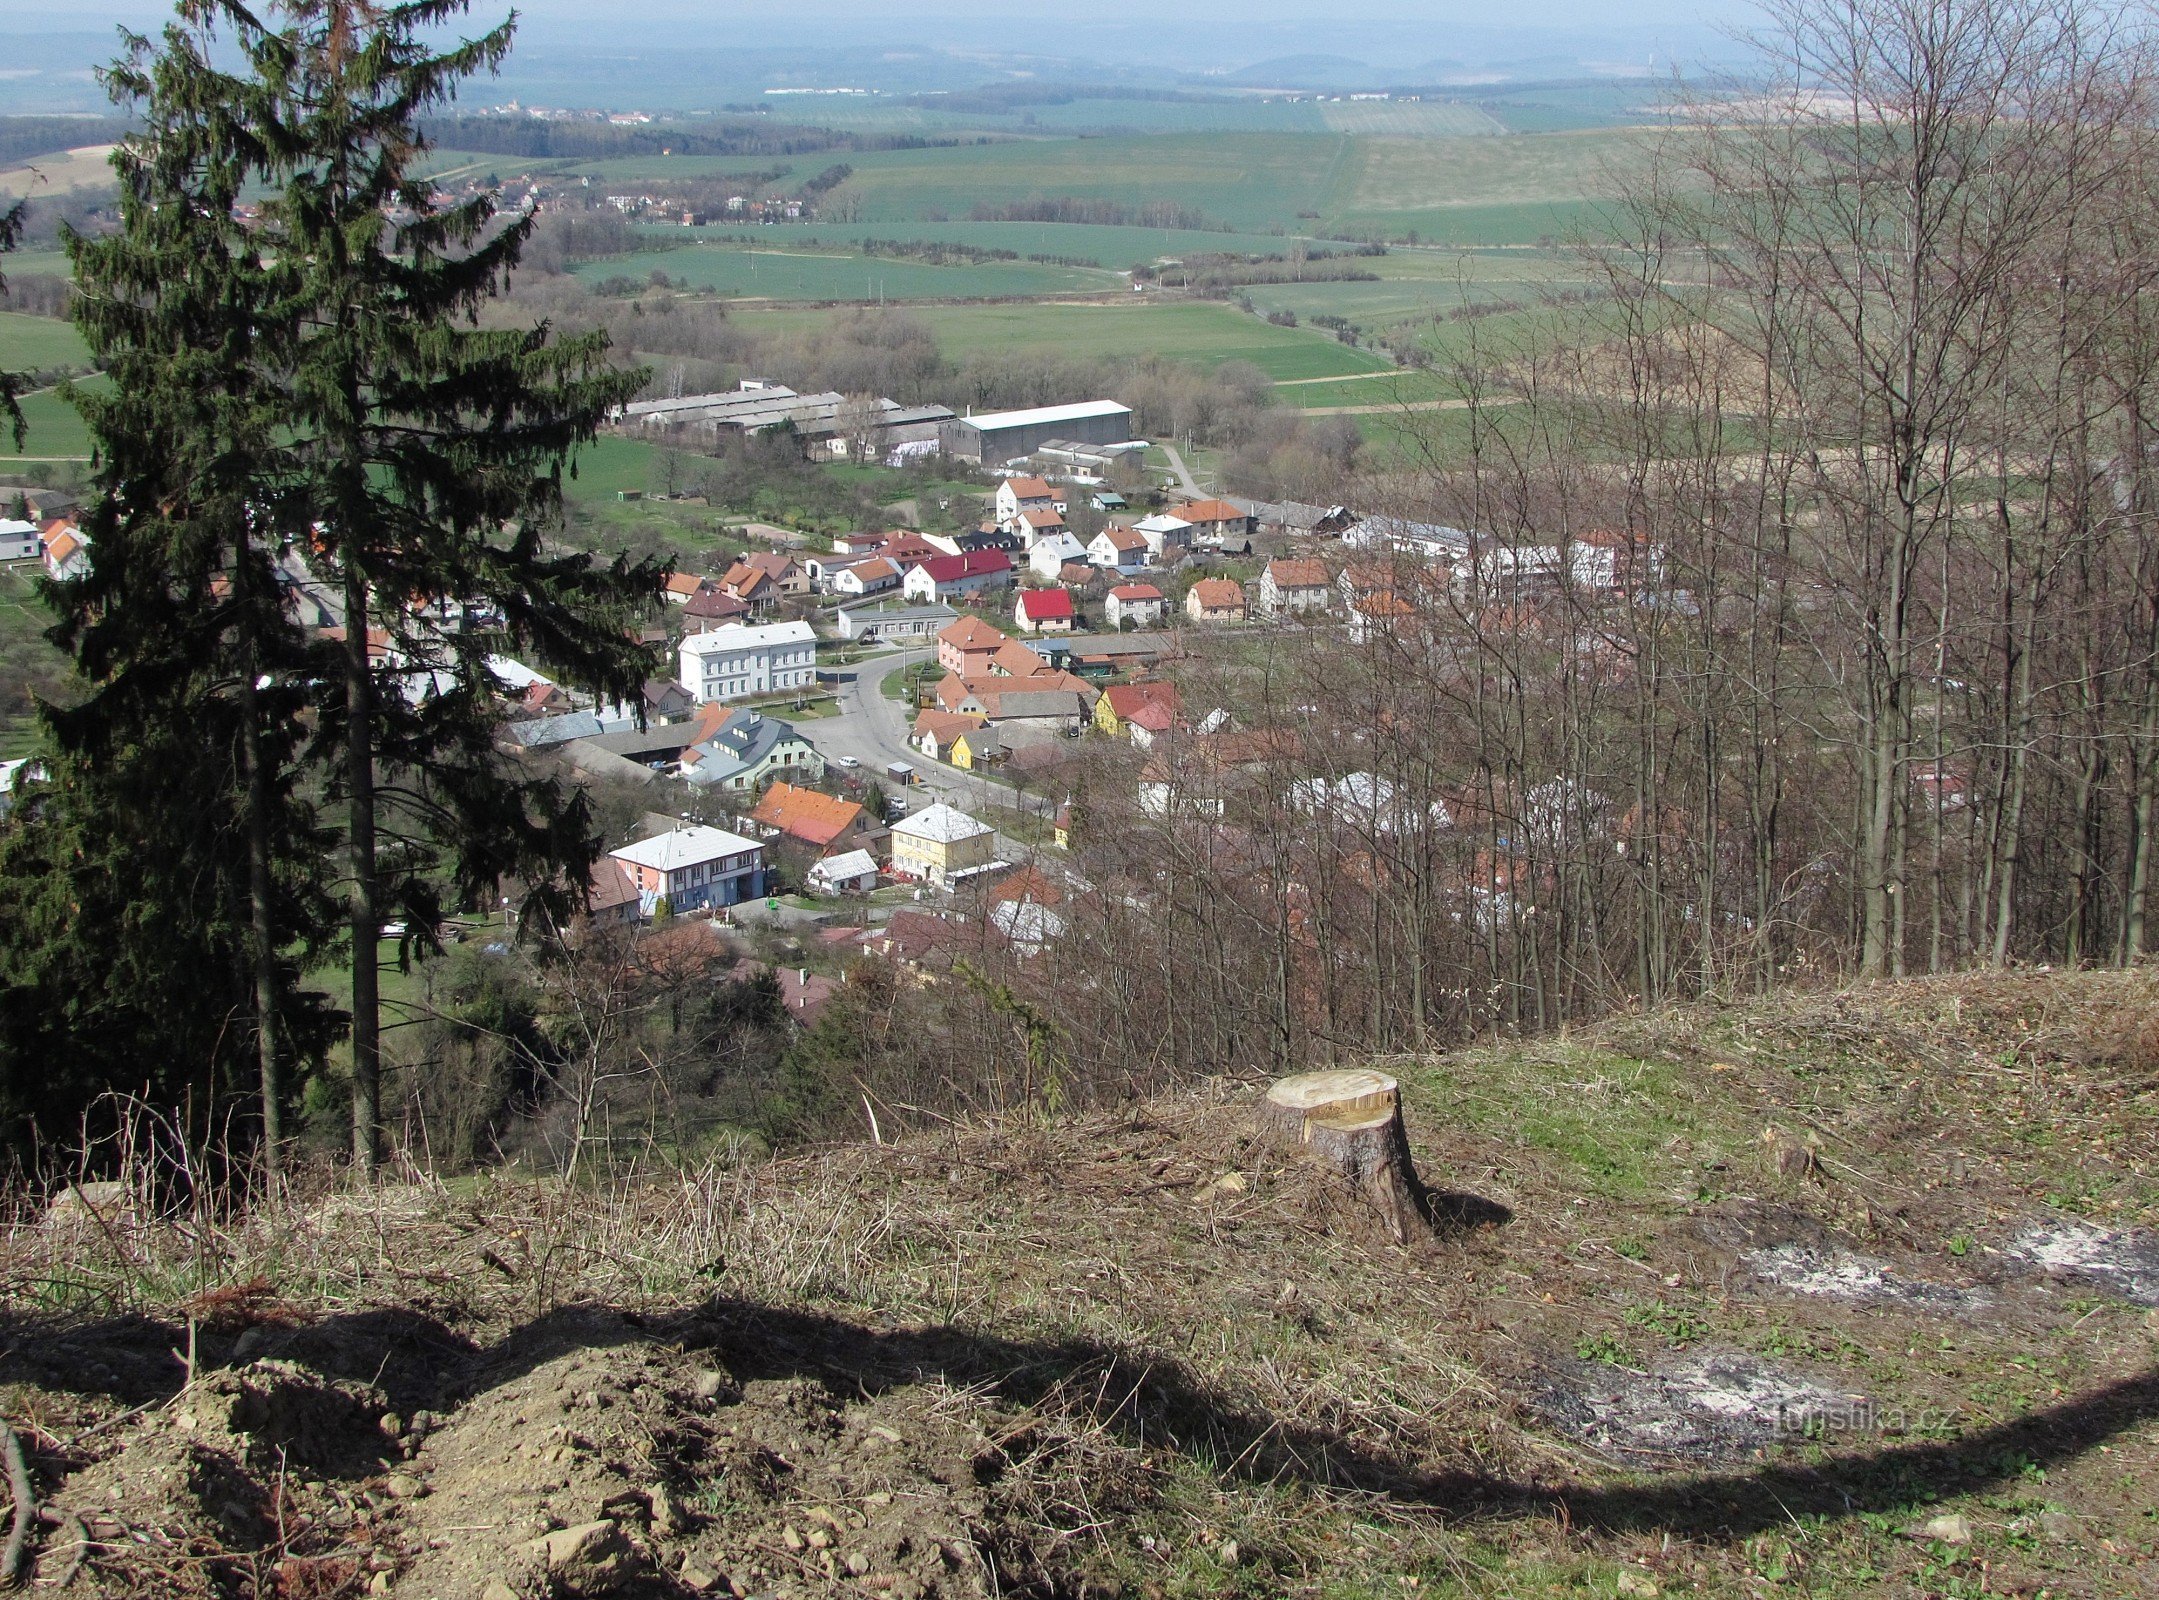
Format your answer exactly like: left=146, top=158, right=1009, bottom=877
left=938, top=400, right=1134, bottom=465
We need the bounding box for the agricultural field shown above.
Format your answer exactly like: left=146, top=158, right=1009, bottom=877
left=574, top=242, right=1121, bottom=301
left=1329, top=128, right=1659, bottom=236
left=560, top=434, right=663, bottom=506
left=0, top=248, right=73, bottom=280
left=1279, top=368, right=1465, bottom=409
left=0, top=143, right=116, bottom=197
left=730, top=297, right=1399, bottom=380
left=1239, top=245, right=1601, bottom=328
left=0, top=312, right=90, bottom=374
left=643, top=220, right=1319, bottom=270
left=2, top=382, right=97, bottom=459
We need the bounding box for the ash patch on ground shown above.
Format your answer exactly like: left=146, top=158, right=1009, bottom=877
left=1535, top=1353, right=1870, bottom=1464
left=1740, top=1243, right=1991, bottom=1311
left=2004, top=1218, right=2159, bottom=1305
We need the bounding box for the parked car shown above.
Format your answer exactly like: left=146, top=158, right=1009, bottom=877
left=836, top=755, right=861, bottom=768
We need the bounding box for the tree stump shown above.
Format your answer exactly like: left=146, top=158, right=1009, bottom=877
left=1258, top=1070, right=1431, bottom=1244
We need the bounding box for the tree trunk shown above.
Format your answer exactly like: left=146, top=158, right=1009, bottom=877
left=1257, top=1070, right=1429, bottom=1245
left=237, top=644, right=285, bottom=1183
left=343, top=564, right=382, bottom=1178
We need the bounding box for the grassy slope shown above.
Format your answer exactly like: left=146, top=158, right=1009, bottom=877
left=17, top=968, right=2159, bottom=1599
left=0, top=312, right=90, bottom=372
left=732, top=298, right=1397, bottom=380
left=575, top=242, right=1121, bottom=301
left=1, top=382, right=97, bottom=459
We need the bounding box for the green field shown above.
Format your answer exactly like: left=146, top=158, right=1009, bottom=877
left=1283, top=369, right=1464, bottom=409
left=645, top=220, right=1318, bottom=269
left=576, top=242, right=1120, bottom=301
left=2, top=383, right=97, bottom=459
left=562, top=434, right=663, bottom=505
left=730, top=298, right=1397, bottom=380
left=0, top=249, right=73, bottom=281
left=0, top=314, right=91, bottom=373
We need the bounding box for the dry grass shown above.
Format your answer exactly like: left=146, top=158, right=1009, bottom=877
left=3, top=967, right=2159, bottom=1596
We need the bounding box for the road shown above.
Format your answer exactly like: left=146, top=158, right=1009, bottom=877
left=810, top=648, right=1055, bottom=864
left=1158, top=441, right=1202, bottom=495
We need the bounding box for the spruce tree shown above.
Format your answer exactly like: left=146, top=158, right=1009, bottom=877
left=31, top=1, right=343, bottom=1173
left=239, top=1, right=657, bottom=1173
left=1, top=197, right=21, bottom=446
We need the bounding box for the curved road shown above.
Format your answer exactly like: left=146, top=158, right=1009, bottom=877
left=811, top=648, right=1057, bottom=860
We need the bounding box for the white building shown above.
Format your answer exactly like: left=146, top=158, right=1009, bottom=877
left=609, top=824, right=768, bottom=916
left=1027, top=532, right=1088, bottom=580
left=0, top=520, right=38, bottom=563
left=677, top=620, right=818, bottom=704
left=1133, top=513, right=1193, bottom=563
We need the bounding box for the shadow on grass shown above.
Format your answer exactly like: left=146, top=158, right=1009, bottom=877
left=7, top=1293, right=2153, bottom=1541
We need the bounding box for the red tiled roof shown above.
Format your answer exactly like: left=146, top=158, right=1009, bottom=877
left=1017, top=588, right=1075, bottom=621
left=1104, top=680, right=1177, bottom=721
left=1266, top=558, right=1330, bottom=588
left=1021, top=507, right=1065, bottom=529
left=1004, top=476, right=1054, bottom=499
left=938, top=615, right=1008, bottom=651
left=1188, top=578, right=1246, bottom=610
left=1180, top=498, right=1246, bottom=524
left=1109, top=582, right=1164, bottom=601
left=917, top=549, right=1013, bottom=583
left=750, top=782, right=866, bottom=849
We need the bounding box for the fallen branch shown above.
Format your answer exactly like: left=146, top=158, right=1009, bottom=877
left=0, top=1423, right=35, bottom=1588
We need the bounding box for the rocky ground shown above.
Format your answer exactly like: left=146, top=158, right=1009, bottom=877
left=3, top=967, right=2158, bottom=1598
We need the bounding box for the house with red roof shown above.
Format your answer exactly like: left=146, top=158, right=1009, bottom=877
left=994, top=475, right=1061, bottom=532
left=1095, top=679, right=1178, bottom=743
left=41, top=521, right=90, bottom=582
left=1176, top=498, right=1255, bottom=550
left=1087, top=525, right=1149, bottom=576
left=903, top=547, right=1014, bottom=604
left=1259, top=557, right=1332, bottom=618
left=1014, top=587, right=1076, bottom=635
left=749, top=781, right=881, bottom=858
left=937, top=615, right=1010, bottom=676
left=1184, top=577, right=1248, bottom=625
left=1104, top=582, right=1166, bottom=630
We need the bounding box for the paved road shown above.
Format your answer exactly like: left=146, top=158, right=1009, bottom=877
left=809, top=649, right=1056, bottom=863
left=1158, top=441, right=1203, bottom=496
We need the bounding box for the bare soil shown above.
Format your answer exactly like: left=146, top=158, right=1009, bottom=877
left=3, top=967, right=2159, bottom=1598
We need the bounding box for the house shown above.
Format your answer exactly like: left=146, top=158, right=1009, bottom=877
left=0, top=520, right=38, bottom=563
left=719, top=561, right=781, bottom=610
left=662, top=572, right=713, bottom=605
left=1087, top=526, right=1149, bottom=575
left=937, top=615, right=1011, bottom=676
left=1343, top=516, right=1474, bottom=566
left=1136, top=728, right=1297, bottom=820
left=577, top=857, right=644, bottom=928
left=830, top=556, right=901, bottom=598
left=1175, top=498, right=1255, bottom=551
left=677, top=620, right=819, bottom=703
left=913, top=707, right=986, bottom=761
left=1059, top=562, right=1106, bottom=595
left=889, top=803, right=999, bottom=888
left=873, top=532, right=945, bottom=570
left=1185, top=577, right=1248, bottom=625
left=609, top=824, right=768, bottom=915
left=41, top=522, right=90, bottom=582
left=1133, top=513, right=1194, bottom=563
left=1027, top=531, right=1088, bottom=580
left=678, top=706, right=826, bottom=790
left=993, top=475, right=1061, bottom=531
left=925, top=524, right=1024, bottom=559
left=1090, top=491, right=1127, bottom=514
left=834, top=601, right=957, bottom=643
left=736, top=550, right=810, bottom=597
left=986, top=868, right=1069, bottom=956
left=902, top=548, right=1014, bottom=604
left=1259, top=557, right=1332, bottom=618
left=644, top=679, right=696, bottom=723
left=1017, top=506, right=1068, bottom=546
left=1014, top=587, right=1076, bottom=635
left=832, top=530, right=887, bottom=557
left=950, top=682, right=1094, bottom=736
left=950, top=725, right=1004, bottom=770
left=1103, top=582, right=1166, bottom=631
left=807, top=849, right=880, bottom=896
left=1095, top=680, right=1177, bottom=741
left=750, top=780, right=882, bottom=858
left=519, top=680, right=573, bottom=718
left=682, top=587, right=753, bottom=631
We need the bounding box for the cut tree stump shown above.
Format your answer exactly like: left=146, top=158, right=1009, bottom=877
left=1258, top=1070, right=1431, bottom=1244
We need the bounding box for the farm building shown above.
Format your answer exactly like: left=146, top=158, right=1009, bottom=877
left=939, top=401, right=1134, bottom=466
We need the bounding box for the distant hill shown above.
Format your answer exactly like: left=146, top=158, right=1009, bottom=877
left=1217, top=55, right=1376, bottom=89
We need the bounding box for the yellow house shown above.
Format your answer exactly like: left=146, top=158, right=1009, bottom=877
left=889, top=803, right=999, bottom=888
left=951, top=727, right=1004, bottom=770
